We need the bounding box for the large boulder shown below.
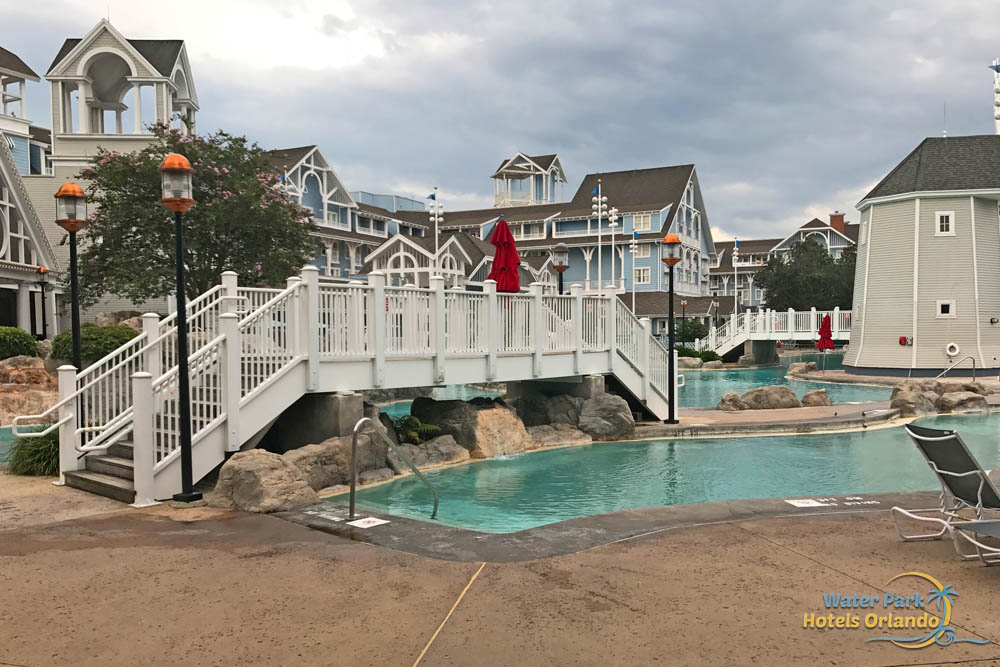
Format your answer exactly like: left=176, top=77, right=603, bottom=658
left=935, top=391, right=989, bottom=414
left=210, top=449, right=318, bottom=512
left=801, top=389, right=833, bottom=407
left=577, top=393, right=635, bottom=440
left=961, top=382, right=990, bottom=396
left=702, top=360, right=724, bottom=370
left=0, top=385, right=58, bottom=425
left=387, top=435, right=470, bottom=471
left=677, top=357, right=703, bottom=369
left=716, top=391, right=748, bottom=411
left=890, top=390, right=937, bottom=417
left=364, top=402, right=398, bottom=447
left=283, top=433, right=387, bottom=490
left=738, top=354, right=756, bottom=367
left=412, top=396, right=535, bottom=458
left=544, top=394, right=585, bottom=425
left=411, top=396, right=479, bottom=445
left=787, top=361, right=818, bottom=376
left=94, top=310, right=143, bottom=327
left=468, top=404, right=536, bottom=458
left=0, top=355, right=54, bottom=385
left=526, top=424, right=593, bottom=447
left=891, top=380, right=943, bottom=400
left=740, top=385, right=801, bottom=409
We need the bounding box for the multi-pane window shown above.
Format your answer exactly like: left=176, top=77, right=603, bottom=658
left=633, top=267, right=650, bottom=284
left=633, top=214, right=651, bottom=231
left=936, top=212, right=955, bottom=236
left=634, top=243, right=650, bottom=258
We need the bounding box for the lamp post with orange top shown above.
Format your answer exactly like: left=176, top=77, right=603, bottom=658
left=662, top=233, right=682, bottom=424
left=160, top=153, right=202, bottom=503
left=54, top=183, right=87, bottom=370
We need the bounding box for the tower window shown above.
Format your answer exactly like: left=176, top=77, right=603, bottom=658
left=936, top=300, right=956, bottom=319
left=935, top=211, right=955, bottom=236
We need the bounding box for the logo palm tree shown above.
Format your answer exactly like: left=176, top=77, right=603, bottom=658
left=927, top=584, right=958, bottom=612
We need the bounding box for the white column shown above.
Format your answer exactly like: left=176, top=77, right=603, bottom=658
left=530, top=282, right=544, bottom=377
left=45, top=290, right=58, bottom=337
left=57, top=364, right=80, bottom=482
left=130, top=372, right=156, bottom=506
left=221, top=270, right=238, bottom=314
left=833, top=306, right=841, bottom=339
left=132, top=83, right=143, bottom=134
left=571, top=283, right=583, bottom=374
left=640, top=317, right=651, bottom=400
left=77, top=83, right=90, bottom=134
left=141, top=313, right=161, bottom=378
left=301, top=266, right=320, bottom=390
left=369, top=271, right=386, bottom=387
left=484, top=279, right=498, bottom=379
left=604, top=287, right=617, bottom=370
left=285, top=276, right=301, bottom=357
left=115, top=109, right=122, bottom=134
left=430, top=275, right=446, bottom=384
left=16, top=283, right=31, bottom=332
left=220, top=313, right=242, bottom=452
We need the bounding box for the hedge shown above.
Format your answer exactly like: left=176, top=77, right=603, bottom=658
left=0, top=326, right=38, bottom=360
left=51, top=324, right=139, bottom=367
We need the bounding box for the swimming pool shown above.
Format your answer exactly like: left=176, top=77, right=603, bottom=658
left=679, top=353, right=888, bottom=407
left=333, top=413, right=1000, bottom=533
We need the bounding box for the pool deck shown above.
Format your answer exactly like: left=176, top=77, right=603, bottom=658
left=794, top=368, right=1000, bottom=389
left=3, top=475, right=999, bottom=666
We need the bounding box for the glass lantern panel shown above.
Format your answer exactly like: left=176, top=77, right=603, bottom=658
left=162, top=171, right=192, bottom=201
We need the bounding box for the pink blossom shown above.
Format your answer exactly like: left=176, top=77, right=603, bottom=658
left=213, top=167, right=220, bottom=174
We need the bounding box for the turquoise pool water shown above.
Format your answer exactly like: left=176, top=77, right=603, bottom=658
left=679, top=353, right=888, bottom=407
left=334, top=413, right=1000, bottom=533
left=380, top=385, right=504, bottom=419
left=0, top=426, right=17, bottom=463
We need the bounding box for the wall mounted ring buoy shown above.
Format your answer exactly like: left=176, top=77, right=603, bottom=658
left=945, top=342, right=960, bottom=358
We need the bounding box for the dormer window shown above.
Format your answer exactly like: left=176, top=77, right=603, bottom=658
left=634, top=214, right=651, bottom=231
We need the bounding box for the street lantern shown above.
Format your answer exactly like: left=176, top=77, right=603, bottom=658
left=661, top=233, right=681, bottom=424
left=160, top=153, right=200, bottom=503
left=608, top=207, right=619, bottom=289
left=552, top=242, right=569, bottom=295
left=428, top=186, right=443, bottom=270
left=591, top=178, right=608, bottom=289
left=54, top=183, right=87, bottom=370
left=37, top=267, right=48, bottom=340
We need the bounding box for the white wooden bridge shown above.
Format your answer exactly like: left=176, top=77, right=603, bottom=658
left=695, top=308, right=853, bottom=357
left=14, top=267, right=677, bottom=505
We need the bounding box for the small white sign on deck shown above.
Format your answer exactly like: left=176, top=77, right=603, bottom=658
left=347, top=517, right=390, bottom=529
left=785, top=498, right=837, bottom=508
left=302, top=508, right=346, bottom=522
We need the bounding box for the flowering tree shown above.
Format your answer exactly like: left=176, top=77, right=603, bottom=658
left=74, top=124, right=315, bottom=306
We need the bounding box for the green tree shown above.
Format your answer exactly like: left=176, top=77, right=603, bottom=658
left=74, top=124, right=315, bottom=306
left=675, top=318, right=708, bottom=343
left=755, top=238, right=854, bottom=310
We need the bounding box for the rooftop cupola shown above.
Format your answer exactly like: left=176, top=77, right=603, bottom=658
left=491, top=152, right=566, bottom=207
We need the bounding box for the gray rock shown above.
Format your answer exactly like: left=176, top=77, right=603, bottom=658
left=577, top=393, right=635, bottom=440
left=544, top=394, right=584, bottom=425
left=210, top=449, right=318, bottom=512
left=801, top=389, right=832, bottom=407
left=935, top=391, right=989, bottom=414
left=787, top=361, right=819, bottom=376
left=359, top=467, right=396, bottom=484
left=677, top=356, right=703, bottom=369
left=892, top=380, right=943, bottom=400
left=526, top=424, right=593, bottom=447
left=740, top=385, right=801, bottom=409
left=412, top=396, right=534, bottom=458
left=738, top=354, right=756, bottom=367
left=411, top=396, right=480, bottom=446
left=716, top=391, right=748, bottom=411
left=702, top=360, right=724, bottom=370
left=363, top=402, right=398, bottom=447
left=387, top=435, right=471, bottom=470
left=890, top=390, right=937, bottom=417
left=282, top=433, right=387, bottom=490
left=36, top=339, right=52, bottom=360
left=962, top=382, right=989, bottom=396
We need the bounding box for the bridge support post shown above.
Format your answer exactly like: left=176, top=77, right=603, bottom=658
left=301, top=266, right=320, bottom=391
left=141, top=313, right=161, bottom=379
left=56, top=364, right=81, bottom=483
left=484, top=279, right=498, bottom=380
left=370, top=272, right=387, bottom=387
left=531, top=282, right=544, bottom=377
left=431, top=275, right=446, bottom=384
left=221, top=270, right=238, bottom=314
left=833, top=307, right=841, bottom=339
left=639, top=317, right=651, bottom=400
left=286, top=275, right=302, bottom=358
left=604, top=286, right=617, bottom=371
left=220, top=312, right=242, bottom=452
left=811, top=307, right=817, bottom=340
left=788, top=308, right=794, bottom=341
left=571, top=283, right=583, bottom=374
left=130, top=372, right=157, bottom=506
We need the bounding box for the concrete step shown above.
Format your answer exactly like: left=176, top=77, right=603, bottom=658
left=85, top=455, right=134, bottom=481
left=64, top=470, right=135, bottom=504
left=107, top=441, right=134, bottom=460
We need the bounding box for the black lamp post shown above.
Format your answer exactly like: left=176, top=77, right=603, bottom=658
left=662, top=233, right=681, bottom=424
left=54, top=183, right=86, bottom=370
left=712, top=300, right=719, bottom=330
left=552, top=242, right=569, bottom=295
left=37, top=266, right=48, bottom=340
left=160, top=152, right=202, bottom=503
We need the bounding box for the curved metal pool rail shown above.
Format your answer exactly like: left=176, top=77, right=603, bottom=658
left=350, top=417, right=439, bottom=520
left=934, top=355, right=977, bottom=381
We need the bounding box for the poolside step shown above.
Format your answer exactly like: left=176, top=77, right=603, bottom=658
left=107, top=441, right=134, bottom=460
left=85, top=454, right=134, bottom=481
left=64, top=470, right=135, bottom=504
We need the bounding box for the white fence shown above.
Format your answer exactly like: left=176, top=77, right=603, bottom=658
left=696, top=307, right=853, bottom=355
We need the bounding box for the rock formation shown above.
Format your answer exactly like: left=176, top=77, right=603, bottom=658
left=210, top=449, right=318, bottom=512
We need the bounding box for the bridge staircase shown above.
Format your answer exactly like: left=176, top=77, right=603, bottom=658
left=695, top=308, right=853, bottom=357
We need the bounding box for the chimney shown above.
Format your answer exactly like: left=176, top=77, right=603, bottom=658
left=829, top=211, right=846, bottom=234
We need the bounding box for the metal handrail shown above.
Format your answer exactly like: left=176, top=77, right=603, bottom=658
left=349, top=417, right=439, bottom=520
left=935, top=355, right=977, bottom=380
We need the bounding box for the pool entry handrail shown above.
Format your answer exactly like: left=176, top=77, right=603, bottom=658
left=350, top=417, right=439, bottom=520
left=934, top=355, right=977, bottom=381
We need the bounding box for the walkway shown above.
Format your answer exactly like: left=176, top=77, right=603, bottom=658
left=2, top=478, right=998, bottom=666
left=697, top=308, right=853, bottom=356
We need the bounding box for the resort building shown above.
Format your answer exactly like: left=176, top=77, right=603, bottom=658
left=708, top=214, right=859, bottom=311
left=844, top=134, right=1000, bottom=376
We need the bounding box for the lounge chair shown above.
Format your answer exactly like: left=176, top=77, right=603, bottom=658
left=890, top=423, right=1000, bottom=554
left=888, top=513, right=1000, bottom=566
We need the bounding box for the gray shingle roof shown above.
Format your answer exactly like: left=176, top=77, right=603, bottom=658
left=264, top=146, right=315, bottom=173
left=570, top=165, right=694, bottom=230
left=48, top=38, right=183, bottom=76
left=28, top=126, right=51, bottom=145
left=0, top=46, right=39, bottom=80
left=617, top=292, right=748, bottom=318
left=864, top=135, right=1000, bottom=201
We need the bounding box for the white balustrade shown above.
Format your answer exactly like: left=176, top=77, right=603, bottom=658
left=542, top=294, right=575, bottom=352
left=498, top=293, right=534, bottom=353
left=318, top=283, right=372, bottom=357
left=239, top=284, right=299, bottom=398
left=385, top=286, right=433, bottom=355
left=446, top=290, right=487, bottom=354
left=581, top=296, right=608, bottom=350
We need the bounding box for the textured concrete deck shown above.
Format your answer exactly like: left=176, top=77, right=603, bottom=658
left=2, top=475, right=1000, bottom=666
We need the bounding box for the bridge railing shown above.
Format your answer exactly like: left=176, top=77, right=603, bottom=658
left=696, top=308, right=853, bottom=353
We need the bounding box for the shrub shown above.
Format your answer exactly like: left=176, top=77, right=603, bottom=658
left=51, top=324, right=139, bottom=367
left=7, top=431, right=59, bottom=476
left=699, top=350, right=721, bottom=363
left=0, top=326, right=38, bottom=360
left=675, top=345, right=700, bottom=358
left=391, top=415, right=441, bottom=445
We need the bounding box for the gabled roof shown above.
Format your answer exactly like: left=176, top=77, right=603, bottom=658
left=265, top=146, right=316, bottom=173
left=710, top=239, right=779, bottom=273
left=48, top=37, right=183, bottom=77
left=0, top=46, right=39, bottom=81
left=864, top=135, right=1000, bottom=202
left=28, top=126, right=50, bottom=144
left=0, top=132, right=59, bottom=271
left=799, top=217, right=828, bottom=229
left=493, top=153, right=560, bottom=176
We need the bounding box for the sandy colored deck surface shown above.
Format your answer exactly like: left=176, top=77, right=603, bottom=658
left=3, top=475, right=1000, bottom=666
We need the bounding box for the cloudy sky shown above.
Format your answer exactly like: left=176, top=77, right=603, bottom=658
left=4, top=0, right=999, bottom=240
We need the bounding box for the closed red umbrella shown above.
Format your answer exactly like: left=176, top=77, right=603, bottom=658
left=816, top=314, right=835, bottom=351
left=487, top=217, right=522, bottom=293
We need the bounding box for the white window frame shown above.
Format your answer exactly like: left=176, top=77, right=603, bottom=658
left=634, top=243, right=650, bottom=258
left=329, top=267, right=342, bottom=278
left=935, top=211, right=955, bottom=237
left=936, top=299, right=957, bottom=319
left=633, top=214, right=651, bottom=231
left=328, top=243, right=340, bottom=263
left=633, top=267, right=651, bottom=285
